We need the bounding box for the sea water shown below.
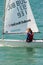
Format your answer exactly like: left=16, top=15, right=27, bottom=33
left=0, top=0, right=43, bottom=65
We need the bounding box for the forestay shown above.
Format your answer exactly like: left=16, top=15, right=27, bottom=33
left=4, top=0, right=39, bottom=33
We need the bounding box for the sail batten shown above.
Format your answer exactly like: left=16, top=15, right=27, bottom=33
left=4, top=0, right=39, bottom=33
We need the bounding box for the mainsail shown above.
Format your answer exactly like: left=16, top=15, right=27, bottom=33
left=4, top=0, right=39, bottom=33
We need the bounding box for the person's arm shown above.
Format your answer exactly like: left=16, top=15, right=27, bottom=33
left=32, top=32, right=34, bottom=35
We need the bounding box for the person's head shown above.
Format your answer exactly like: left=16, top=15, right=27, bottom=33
left=27, top=28, right=32, bottom=33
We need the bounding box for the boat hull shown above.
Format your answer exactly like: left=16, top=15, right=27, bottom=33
left=0, top=39, right=43, bottom=48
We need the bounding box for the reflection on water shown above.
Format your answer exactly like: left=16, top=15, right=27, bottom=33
left=25, top=47, right=35, bottom=64
left=0, top=47, right=41, bottom=65
left=26, top=47, right=34, bottom=57
left=26, top=47, right=34, bottom=52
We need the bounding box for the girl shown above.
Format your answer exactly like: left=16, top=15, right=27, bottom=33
left=26, top=28, right=34, bottom=42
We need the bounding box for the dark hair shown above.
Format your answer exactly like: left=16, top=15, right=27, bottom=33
left=29, top=28, right=32, bottom=34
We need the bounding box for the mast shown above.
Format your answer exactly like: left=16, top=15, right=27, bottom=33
left=2, top=0, right=6, bottom=39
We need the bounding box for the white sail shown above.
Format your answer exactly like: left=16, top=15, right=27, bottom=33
left=4, top=0, right=39, bottom=33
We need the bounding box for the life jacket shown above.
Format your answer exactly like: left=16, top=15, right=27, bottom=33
left=29, top=33, right=33, bottom=42
left=26, top=33, right=34, bottom=42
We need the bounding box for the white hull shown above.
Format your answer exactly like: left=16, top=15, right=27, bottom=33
left=0, top=39, right=43, bottom=48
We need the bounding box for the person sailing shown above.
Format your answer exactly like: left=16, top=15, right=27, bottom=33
left=26, top=28, right=34, bottom=42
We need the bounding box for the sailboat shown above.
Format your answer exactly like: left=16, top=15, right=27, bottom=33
left=0, top=0, right=43, bottom=47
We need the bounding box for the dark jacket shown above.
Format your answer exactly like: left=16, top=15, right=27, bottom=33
left=26, top=32, right=33, bottom=42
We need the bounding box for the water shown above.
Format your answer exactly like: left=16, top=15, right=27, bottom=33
left=0, top=47, right=43, bottom=65
left=0, top=0, right=43, bottom=65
